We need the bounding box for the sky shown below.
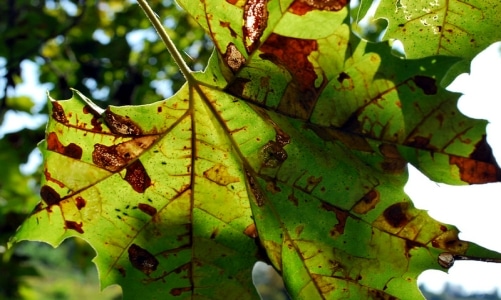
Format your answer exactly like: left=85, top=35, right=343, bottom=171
left=2, top=24, right=501, bottom=298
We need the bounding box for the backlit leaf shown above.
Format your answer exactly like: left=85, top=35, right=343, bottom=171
left=12, top=1, right=501, bottom=299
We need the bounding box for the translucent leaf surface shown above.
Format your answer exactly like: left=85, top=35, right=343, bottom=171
left=12, top=1, right=501, bottom=299
left=372, top=0, right=501, bottom=59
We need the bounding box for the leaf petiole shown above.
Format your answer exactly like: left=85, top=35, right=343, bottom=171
left=136, top=0, right=193, bottom=83
left=438, top=252, right=501, bottom=269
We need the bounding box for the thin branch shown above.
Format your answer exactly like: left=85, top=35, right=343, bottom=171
left=136, top=0, right=193, bottom=83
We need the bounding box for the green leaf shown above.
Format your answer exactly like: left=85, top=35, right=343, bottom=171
left=372, top=0, right=501, bottom=59
left=11, top=1, right=501, bottom=299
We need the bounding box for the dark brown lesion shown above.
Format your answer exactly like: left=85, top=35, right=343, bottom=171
left=64, top=220, right=84, bottom=234
left=412, top=75, right=437, bottom=95
left=40, top=185, right=62, bottom=207
left=138, top=203, right=157, bottom=216
left=46, top=132, right=83, bottom=160
left=382, top=202, right=411, bottom=228
left=260, top=127, right=291, bottom=169
left=128, top=244, right=159, bottom=276
left=51, top=102, right=69, bottom=124
left=223, top=43, right=246, bottom=73
left=351, top=189, right=380, bottom=214
left=245, top=169, right=265, bottom=206
left=104, top=108, right=143, bottom=136
left=125, top=160, right=151, bottom=193
left=92, top=144, right=129, bottom=172
left=321, top=201, right=349, bottom=237
left=259, top=34, right=325, bottom=120
left=243, top=0, right=269, bottom=53
left=260, top=141, right=288, bottom=168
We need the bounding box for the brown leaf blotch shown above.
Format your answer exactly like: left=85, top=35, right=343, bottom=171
left=138, top=203, right=157, bottom=217
left=470, top=135, right=499, bottom=164
left=244, top=223, right=258, bottom=238
left=383, top=202, right=410, bottom=228
left=321, top=201, right=348, bottom=237
left=128, top=244, right=159, bottom=275
left=260, top=141, right=288, bottom=168
left=47, top=132, right=83, bottom=160
left=65, top=220, right=84, bottom=233
left=431, top=230, right=467, bottom=253
left=260, top=34, right=322, bottom=119
left=297, top=0, right=348, bottom=11
left=92, top=144, right=128, bottom=172
left=243, top=0, right=268, bottom=53
left=51, top=102, right=68, bottom=124
left=245, top=169, right=265, bottom=206
left=104, top=108, right=142, bottom=136
left=352, top=189, right=380, bottom=214
left=125, top=160, right=151, bottom=193
left=75, top=196, right=86, bottom=210
left=224, top=43, right=246, bottom=73
left=170, top=287, right=192, bottom=296
left=450, top=155, right=501, bottom=184
left=40, top=185, right=62, bottom=206
left=220, top=21, right=238, bottom=38
left=413, top=75, right=437, bottom=95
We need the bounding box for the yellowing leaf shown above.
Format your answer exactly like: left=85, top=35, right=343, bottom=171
left=11, top=1, right=501, bottom=299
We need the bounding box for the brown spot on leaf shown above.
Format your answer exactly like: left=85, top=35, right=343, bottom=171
left=244, top=223, right=258, bottom=238
left=117, top=266, right=126, bottom=277
left=128, top=244, right=159, bottom=275
left=226, top=77, right=251, bottom=97
left=321, top=201, right=348, bottom=237
left=44, top=169, right=65, bottom=188
left=379, top=143, right=406, bottom=174
left=92, top=137, right=157, bottom=172
left=243, top=0, right=268, bottom=53
left=93, top=144, right=128, bottom=172
left=90, top=115, right=103, bottom=132
left=245, top=169, right=265, bottom=206
left=288, top=1, right=313, bottom=15
left=40, top=185, right=62, bottom=206
left=405, top=240, right=422, bottom=258
left=224, top=43, right=246, bottom=73
left=296, top=0, right=348, bottom=11
left=75, top=196, right=86, bottom=210
left=260, top=34, right=322, bottom=119
left=405, top=136, right=438, bottom=151
left=220, top=21, right=238, bottom=38
left=431, top=230, right=467, bottom=253
left=125, top=160, right=151, bottom=193
left=352, top=189, right=380, bottom=214
left=305, top=175, right=322, bottom=192
left=47, top=132, right=83, bottom=159
left=450, top=155, right=501, bottom=184
left=138, top=203, right=157, bottom=216
left=368, top=289, right=399, bottom=300
left=288, top=193, right=299, bottom=206
left=51, top=102, right=68, bottom=124
left=170, top=287, right=192, bottom=296
left=104, top=108, right=142, bottom=136
left=65, top=220, right=84, bottom=233
left=470, top=135, right=499, bottom=164
left=383, top=202, right=410, bottom=228
left=295, top=224, right=304, bottom=236
left=210, top=228, right=219, bottom=239
left=413, top=75, right=437, bottom=95
left=337, top=71, right=350, bottom=83
left=260, top=141, right=288, bottom=168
